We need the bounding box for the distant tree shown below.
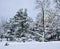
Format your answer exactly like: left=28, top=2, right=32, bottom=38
left=35, top=0, right=51, bottom=41
left=0, top=17, right=8, bottom=41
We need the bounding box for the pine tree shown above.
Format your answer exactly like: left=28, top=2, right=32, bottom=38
left=5, top=9, right=34, bottom=42
left=54, top=0, right=60, bottom=40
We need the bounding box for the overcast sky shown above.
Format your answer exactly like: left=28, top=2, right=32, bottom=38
left=0, top=0, right=38, bottom=23
left=0, top=0, right=56, bottom=24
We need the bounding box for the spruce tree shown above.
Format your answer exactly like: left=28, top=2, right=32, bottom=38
left=6, top=9, right=32, bottom=42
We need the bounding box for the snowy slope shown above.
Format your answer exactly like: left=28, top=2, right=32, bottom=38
left=0, top=41, right=60, bottom=49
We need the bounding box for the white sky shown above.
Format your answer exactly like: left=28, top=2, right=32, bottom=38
left=0, top=0, right=56, bottom=24
left=0, top=0, right=37, bottom=22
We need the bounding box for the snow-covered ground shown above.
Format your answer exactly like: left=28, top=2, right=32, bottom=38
left=0, top=41, right=60, bottom=49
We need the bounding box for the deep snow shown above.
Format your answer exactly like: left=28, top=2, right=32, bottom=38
left=0, top=41, right=60, bottom=49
